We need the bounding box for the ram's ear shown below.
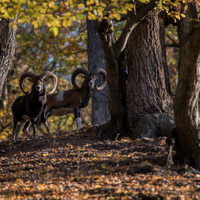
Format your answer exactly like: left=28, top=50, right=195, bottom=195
left=27, top=78, right=35, bottom=83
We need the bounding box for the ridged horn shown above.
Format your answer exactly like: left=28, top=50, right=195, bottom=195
left=92, top=68, right=107, bottom=90
left=19, top=72, right=37, bottom=94
left=71, top=68, right=89, bottom=90
left=39, top=71, right=58, bottom=94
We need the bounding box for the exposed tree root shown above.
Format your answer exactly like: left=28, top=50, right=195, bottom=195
left=128, top=113, right=175, bottom=140
left=85, top=117, right=129, bottom=141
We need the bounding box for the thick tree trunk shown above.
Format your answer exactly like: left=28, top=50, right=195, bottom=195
left=126, top=10, right=174, bottom=139
left=0, top=18, right=16, bottom=98
left=174, top=3, right=200, bottom=169
left=87, top=20, right=111, bottom=125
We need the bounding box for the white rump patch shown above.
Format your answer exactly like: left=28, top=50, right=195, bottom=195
left=55, top=92, right=64, bottom=101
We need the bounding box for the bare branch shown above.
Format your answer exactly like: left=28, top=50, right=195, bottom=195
left=166, top=33, right=177, bottom=44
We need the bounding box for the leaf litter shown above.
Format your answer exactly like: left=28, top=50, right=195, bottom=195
left=0, top=127, right=200, bottom=199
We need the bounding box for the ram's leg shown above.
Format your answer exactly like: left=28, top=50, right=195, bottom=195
left=12, top=117, right=18, bottom=141
left=28, top=126, right=33, bottom=134
left=37, top=111, right=51, bottom=135
left=43, top=122, right=50, bottom=134
left=23, top=119, right=33, bottom=139
left=42, top=111, right=51, bottom=134
left=30, top=117, right=37, bottom=138
left=74, top=107, right=81, bottom=130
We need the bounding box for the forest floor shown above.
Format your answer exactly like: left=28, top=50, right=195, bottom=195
left=0, top=126, right=200, bottom=200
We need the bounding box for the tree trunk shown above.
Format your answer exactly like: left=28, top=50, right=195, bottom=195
left=126, top=10, right=174, bottom=139
left=93, top=19, right=128, bottom=140
left=0, top=18, right=16, bottom=98
left=174, top=3, right=200, bottom=169
left=87, top=19, right=111, bottom=126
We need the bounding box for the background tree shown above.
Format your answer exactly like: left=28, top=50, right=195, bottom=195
left=174, top=2, right=200, bottom=169
left=87, top=19, right=110, bottom=126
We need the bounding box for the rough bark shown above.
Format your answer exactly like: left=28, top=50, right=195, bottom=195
left=126, top=10, right=174, bottom=140
left=0, top=18, right=16, bottom=98
left=174, top=3, right=200, bottom=169
left=87, top=19, right=111, bottom=126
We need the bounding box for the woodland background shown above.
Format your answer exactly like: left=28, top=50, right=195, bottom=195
left=0, top=0, right=179, bottom=140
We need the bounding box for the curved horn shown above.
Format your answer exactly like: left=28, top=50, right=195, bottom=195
left=71, top=68, right=89, bottom=90
left=39, top=71, right=58, bottom=94
left=92, top=68, right=107, bottom=90
left=19, top=72, right=37, bottom=94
